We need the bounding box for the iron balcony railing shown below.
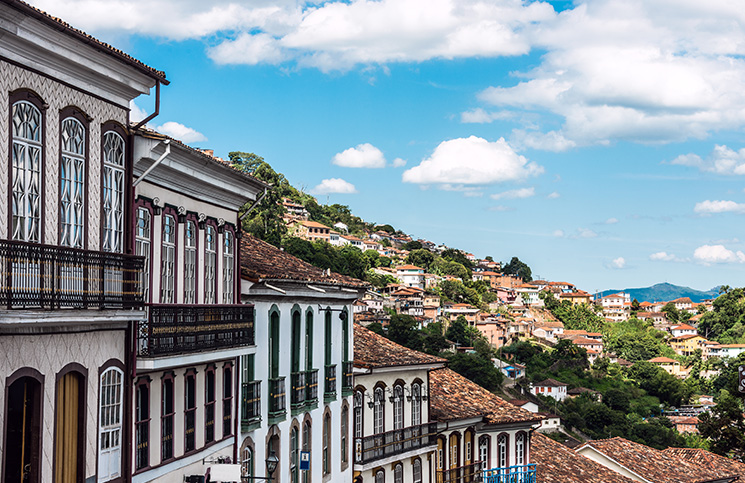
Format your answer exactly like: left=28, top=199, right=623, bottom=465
left=342, top=361, right=354, bottom=392
left=354, top=422, right=438, bottom=465
left=305, top=369, right=319, bottom=403
left=269, top=377, right=286, bottom=417
left=137, top=304, right=255, bottom=357
left=241, top=381, right=261, bottom=424
left=482, top=464, right=537, bottom=483
left=0, top=238, right=143, bottom=309
left=291, top=371, right=306, bottom=408
left=437, top=462, right=483, bottom=483
left=324, top=364, right=337, bottom=396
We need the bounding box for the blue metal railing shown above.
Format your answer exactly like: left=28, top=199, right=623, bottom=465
left=483, top=464, right=536, bottom=483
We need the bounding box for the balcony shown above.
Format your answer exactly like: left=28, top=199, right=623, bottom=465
left=354, top=422, right=438, bottom=465
left=342, top=361, right=354, bottom=394
left=436, top=461, right=483, bottom=483
left=291, top=371, right=306, bottom=408
left=482, top=464, right=537, bottom=483
left=305, top=369, right=318, bottom=404
left=137, top=304, right=254, bottom=357
left=0, top=239, right=143, bottom=310
left=268, top=377, right=286, bottom=419
left=241, top=380, right=261, bottom=430
left=324, top=364, right=336, bottom=399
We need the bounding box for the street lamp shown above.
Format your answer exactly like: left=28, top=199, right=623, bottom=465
left=242, top=451, right=280, bottom=482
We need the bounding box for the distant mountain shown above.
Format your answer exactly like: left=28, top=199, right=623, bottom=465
left=597, top=283, right=720, bottom=303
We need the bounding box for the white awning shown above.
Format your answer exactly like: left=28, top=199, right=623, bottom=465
left=207, top=464, right=242, bottom=482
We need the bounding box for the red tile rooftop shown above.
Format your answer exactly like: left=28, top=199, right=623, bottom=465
left=648, top=357, right=679, bottom=363
left=663, top=447, right=745, bottom=477
left=532, top=434, right=636, bottom=483
left=353, top=324, right=446, bottom=370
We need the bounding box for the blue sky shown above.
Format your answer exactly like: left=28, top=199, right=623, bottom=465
left=38, top=0, right=745, bottom=292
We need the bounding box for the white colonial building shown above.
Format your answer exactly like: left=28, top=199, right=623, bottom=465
left=0, top=3, right=164, bottom=482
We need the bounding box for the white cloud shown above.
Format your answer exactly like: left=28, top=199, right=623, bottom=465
left=605, top=217, right=619, bottom=224
left=671, top=145, right=745, bottom=175
left=209, top=32, right=287, bottom=65
left=402, top=136, right=543, bottom=186
left=392, top=158, right=407, bottom=168
left=693, top=244, right=745, bottom=264
left=332, top=143, right=387, bottom=168
left=547, top=192, right=560, bottom=199
left=460, top=108, right=515, bottom=124
left=490, top=187, right=535, bottom=200
left=552, top=229, right=564, bottom=237
left=694, top=200, right=745, bottom=214
left=610, top=257, right=626, bottom=269
left=153, top=121, right=207, bottom=143
left=130, top=101, right=149, bottom=123
left=309, top=178, right=358, bottom=195
left=649, top=251, right=689, bottom=262
left=510, top=129, right=576, bottom=152
left=576, top=228, right=597, bottom=239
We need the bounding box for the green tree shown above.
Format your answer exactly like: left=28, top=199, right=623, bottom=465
left=445, top=352, right=503, bottom=391
left=699, top=390, right=745, bottom=461
left=406, top=249, right=435, bottom=272
left=502, top=256, right=532, bottom=282
left=404, top=240, right=423, bottom=251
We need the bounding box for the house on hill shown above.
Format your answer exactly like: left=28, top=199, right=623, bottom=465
left=648, top=357, right=687, bottom=378
left=530, top=379, right=568, bottom=401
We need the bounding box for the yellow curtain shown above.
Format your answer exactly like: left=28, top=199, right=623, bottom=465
left=55, top=373, right=79, bottom=483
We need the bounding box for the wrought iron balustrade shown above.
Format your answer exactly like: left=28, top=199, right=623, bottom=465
left=324, top=364, right=337, bottom=396
left=354, top=422, right=437, bottom=465
left=437, top=461, right=483, bottom=483
left=138, top=304, right=255, bottom=357
left=305, top=369, right=318, bottom=403
left=482, top=464, right=537, bottom=483
left=0, top=238, right=143, bottom=309
left=241, top=380, right=261, bottom=423
left=269, top=377, right=286, bottom=417
left=342, top=361, right=354, bottom=392
left=291, top=371, right=306, bottom=408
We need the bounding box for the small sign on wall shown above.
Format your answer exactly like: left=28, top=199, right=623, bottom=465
left=300, top=451, right=310, bottom=470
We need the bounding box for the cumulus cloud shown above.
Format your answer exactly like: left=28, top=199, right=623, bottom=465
left=309, top=178, right=358, bottom=195
left=605, top=217, right=619, bottom=224
left=552, top=229, right=565, bottom=237
left=392, top=158, right=407, bottom=168
left=693, top=244, right=745, bottom=264
left=490, top=187, right=535, bottom=200
left=510, top=129, right=576, bottom=152
left=609, top=257, right=626, bottom=269
left=153, top=121, right=207, bottom=143
left=576, top=228, right=598, bottom=239
left=130, top=101, right=149, bottom=123
left=649, top=251, right=689, bottom=262
left=460, top=108, right=515, bottom=124
left=547, top=192, right=560, bottom=199
left=694, top=200, right=745, bottom=214
left=671, top=145, right=745, bottom=175
left=402, top=136, right=543, bottom=187
left=332, top=143, right=387, bottom=168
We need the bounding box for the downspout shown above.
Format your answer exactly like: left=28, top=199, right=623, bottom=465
left=240, top=187, right=270, bottom=221
left=133, top=140, right=170, bottom=187
left=132, top=80, right=161, bottom=131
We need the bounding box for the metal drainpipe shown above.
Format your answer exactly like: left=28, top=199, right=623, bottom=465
left=133, top=140, right=171, bottom=187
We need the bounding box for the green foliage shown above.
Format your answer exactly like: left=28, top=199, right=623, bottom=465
left=282, top=237, right=370, bottom=280
left=661, top=302, right=681, bottom=324
left=406, top=249, right=436, bottom=272
left=699, top=288, right=745, bottom=343
left=627, top=362, right=691, bottom=407
left=302, top=199, right=372, bottom=237
left=698, top=390, right=745, bottom=461
left=445, top=352, right=504, bottom=391
left=438, top=280, right=481, bottom=307
left=365, top=271, right=399, bottom=289
left=431, top=257, right=470, bottom=280
left=441, top=249, right=474, bottom=270
left=502, top=256, right=532, bottom=282
left=604, top=317, right=676, bottom=362
left=541, top=292, right=606, bottom=332
left=375, top=224, right=395, bottom=234
left=404, top=241, right=423, bottom=251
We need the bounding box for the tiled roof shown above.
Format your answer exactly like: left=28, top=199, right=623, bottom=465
left=299, top=220, right=331, bottom=229
left=663, top=447, right=745, bottom=477
left=579, top=437, right=732, bottom=483
left=240, top=234, right=367, bottom=288
left=429, top=368, right=543, bottom=425
left=396, top=264, right=423, bottom=270
left=648, top=357, right=678, bottom=364
left=8, top=0, right=168, bottom=83
left=672, top=324, right=696, bottom=330
left=532, top=434, right=636, bottom=483
left=535, top=378, right=568, bottom=387
left=353, top=324, right=446, bottom=369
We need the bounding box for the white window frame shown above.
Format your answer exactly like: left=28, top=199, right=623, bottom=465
left=160, top=214, right=176, bottom=303
left=413, top=458, right=422, bottom=483
left=498, top=434, right=508, bottom=469
left=222, top=230, right=234, bottom=304
left=60, top=117, right=85, bottom=249
left=393, top=385, right=404, bottom=430
left=98, top=367, right=123, bottom=482
left=411, top=383, right=421, bottom=426
left=135, top=208, right=151, bottom=303
left=515, top=433, right=525, bottom=466
left=11, top=100, right=42, bottom=243
left=394, top=463, right=403, bottom=483
left=373, top=387, right=385, bottom=434
left=184, top=220, right=197, bottom=304
left=205, top=225, right=217, bottom=304
left=102, top=131, right=125, bottom=253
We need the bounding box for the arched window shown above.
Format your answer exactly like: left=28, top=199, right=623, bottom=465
left=55, top=369, right=86, bottom=481
left=161, top=374, right=174, bottom=462
left=291, top=426, right=299, bottom=483
left=11, top=100, right=42, bottom=243
left=135, top=207, right=151, bottom=302
left=413, top=458, right=422, bottom=483
left=223, top=366, right=233, bottom=437
left=375, top=470, right=384, bottom=483
left=160, top=214, right=175, bottom=303
left=98, top=367, right=123, bottom=482
left=449, top=433, right=459, bottom=470
left=184, top=371, right=196, bottom=453
left=341, top=404, right=349, bottom=464
left=411, top=382, right=421, bottom=426
left=305, top=310, right=314, bottom=372
left=497, top=434, right=508, bottom=469
left=205, top=367, right=216, bottom=444
left=479, top=436, right=490, bottom=469
left=373, top=387, right=385, bottom=434
left=222, top=230, right=234, bottom=303
left=60, top=117, right=85, bottom=249
left=205, top=225, right=217, bottom=303
left=241, top=446, right=254, bottom=479
left=134, top=380, right=149, bottom=470
left=515, top=432, right=525, bottom=466
left=393, top=384, right=404, bottom=430
left=302, top=420, right=311, bottom=483
left=323, top=412, right=331, bottom=475
left=394, top=463, right=403, bottom=483
left=184, top=220, right=196, bottom=304
left=437, top=437, right=445, bottom=470
left=102, top=131, right=125, bottom=253
left=354, top=391, right=363, bottom=438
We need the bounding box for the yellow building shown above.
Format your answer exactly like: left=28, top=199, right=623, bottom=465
left=670, top=334, right=707, bottom=357
left=648, top=357, right=688, bottom=378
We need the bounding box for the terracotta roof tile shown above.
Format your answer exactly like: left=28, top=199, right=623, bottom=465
left=663, top=448, right=745, bottom=477
left=580, top=437, right=732, bottom=483
left=649, top=357, right=679, bottom=363
left=353, top=324, right=446, bottom=369
left=535, top=378, right=567, bottom=387
left=429, top=368, right=542, bottom=425
left=532, top=434, right=636, bottom=483
left=8, top=0, right=168, bottom=83
left=240, top=234, right=367, bottom=288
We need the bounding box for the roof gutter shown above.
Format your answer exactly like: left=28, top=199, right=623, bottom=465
left=133, top=139, right=170, bottom=187
left=132, top=80, right=162, bottom=131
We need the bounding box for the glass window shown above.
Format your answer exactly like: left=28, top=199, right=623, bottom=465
left=354, top=391, right=363, bottom=438
left=411, top=383, right=421, bottom=426
left=184, top=220, right=196, bottom=304
left=393, top=385, right=404, bottom=430
left=11, top=100, right=42, bottom=243
left=98, top=368, right=123, bottom=481
left=341, top=405, right=348, bottom=463
left=102, top=131, right=125, bottom=252
left=302, top=421, right=311, bottom=483
left=135, top=383, right=149, bottom=470
left=205, top=225, right=216, bottom=304
left=413, top=459, right=422, bottom=483
left=135, top=208, right=151, bottom=302
left=516, top=433, right=525, bottom=466
left=222, top=231, right=234, bottom=303
left=185, top=373, right=196, bottom=453
left=60, top=117, right=85, bottom=249
left=394, top=463, right=403, bottom=483
left=373, top=388, right=384, bottom=435
left=241, top=446, right=253, bottom=479
left=205, top=369, right=215, bottom=443
left=223, top=367, right=233, bottom=437
left=479, top=436, right=490, bottom=468
left=160, top=215, right=175, bottom=303
left=375, top=470, right=384, bottom=483
left=498, top=434, right=508, bottom=468
left=323, top=413, right=331, bottom=474
left=291, top=426, right=299, bottom=483
left=161, top=377, right=174, bottom=461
